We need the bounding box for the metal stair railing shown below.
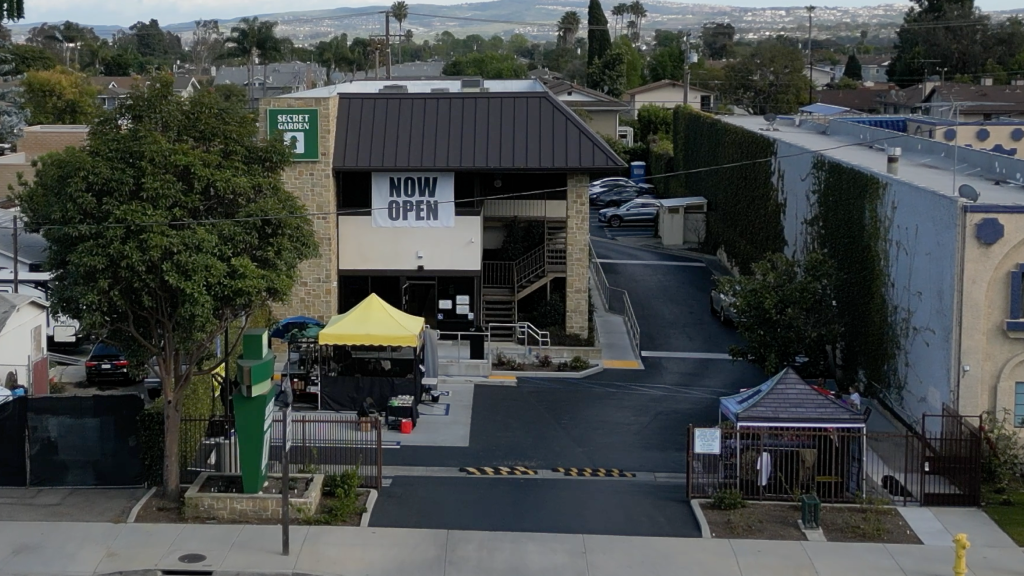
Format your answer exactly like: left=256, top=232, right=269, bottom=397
left=512, top=245, right=547, bottom=291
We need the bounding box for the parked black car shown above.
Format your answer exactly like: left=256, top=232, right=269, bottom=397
left=85, top=343, right=132, bottom=385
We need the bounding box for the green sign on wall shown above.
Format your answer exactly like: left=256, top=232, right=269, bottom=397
left=268, top=108, right=319, bottom=161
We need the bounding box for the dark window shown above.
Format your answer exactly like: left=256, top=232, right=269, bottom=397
left=338, top=172, right=371, bottom=210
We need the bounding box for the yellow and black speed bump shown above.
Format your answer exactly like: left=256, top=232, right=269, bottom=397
left=459, top=466, right=538, bottom=476
left=553, top=467, right=636, bottom=478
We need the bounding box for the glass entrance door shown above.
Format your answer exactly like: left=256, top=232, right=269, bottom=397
left=402, top=280, right=438, bottom=329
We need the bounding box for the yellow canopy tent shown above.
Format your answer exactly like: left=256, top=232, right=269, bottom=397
left=318, top=293, right=425, bottom=348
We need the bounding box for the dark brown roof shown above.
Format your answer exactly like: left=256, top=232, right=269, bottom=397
left=817, top=89, right=885, bottom=113
left=333, top=92, right=626, bottom=172
left=928, top=83, right=1024, bottom=114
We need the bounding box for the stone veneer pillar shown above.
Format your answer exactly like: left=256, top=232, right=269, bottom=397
left=565, top=173, right=590, bottom=337
left=258, top=97, right=338, bottom=323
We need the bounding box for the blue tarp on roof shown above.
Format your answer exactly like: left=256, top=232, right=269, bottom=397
left=841, top=116, right=908, bottom=134
left=800, top=103, right=851, bottom=116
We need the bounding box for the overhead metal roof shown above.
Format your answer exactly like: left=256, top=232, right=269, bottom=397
left=332, top=92, right=626, bottom=172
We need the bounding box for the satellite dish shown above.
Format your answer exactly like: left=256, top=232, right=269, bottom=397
left=958, top=184, right=980, bottom=203
left=763, top=113, right=777, bottom=123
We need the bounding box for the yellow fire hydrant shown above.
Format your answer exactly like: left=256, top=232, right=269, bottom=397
left=952, top=533, right=970, bottom=576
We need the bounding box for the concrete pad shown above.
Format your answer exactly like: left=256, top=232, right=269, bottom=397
left=930, top=508, right=1019, bottom=548
left=897, top=507, right=952, bottom=546
left=382, top=383, right=473, bottom=447
left=800, top=541, right=905, bottom=576
left=446, top=530, right=587, bottom=576
left=884, top=543, right=956, bottom=576
left=584, top=535, right=741, bottom=576
left=0, top=522, right=122, bottom=575
left=295, top=526, right=447, bottom=576
left=963, top=545, right=1024, bottom=576
left=730, top=540, right=817, bottom=576
left=219, top=525, right=307, bottom=572
left=169, top=523, right=244, bottom=550
left=94, top=523, right=182, bottom=573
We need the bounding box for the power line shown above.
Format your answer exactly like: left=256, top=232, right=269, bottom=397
left=1, top=131, right=908, bottom=232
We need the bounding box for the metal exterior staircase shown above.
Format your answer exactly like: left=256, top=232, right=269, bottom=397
left=481, top=222, right=568, bottom=341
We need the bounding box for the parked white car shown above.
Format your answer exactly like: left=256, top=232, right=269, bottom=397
left=710, top=288, right=739, bottom=324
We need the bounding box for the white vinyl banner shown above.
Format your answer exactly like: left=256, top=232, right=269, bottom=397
left=372, top=172, right=455, bottom=228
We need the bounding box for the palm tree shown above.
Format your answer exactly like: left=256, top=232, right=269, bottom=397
left=255, top=19, right=281, bottom=99
left=314, top=35, right=350, bottom=81
left=614, top=3, right=630, bottom=38
left=391, top=1, right=408, bottom=64
left=557, top=11, right=582, bottom=48
left=626, top=20, right=637, bottom=43
left=610, top=4, right=621, bottom=37
left=225, top=17, right=260, bottom=105
left=629, top=0, right=646, bottom=43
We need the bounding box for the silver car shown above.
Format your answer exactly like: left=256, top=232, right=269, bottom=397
left=597, top=199, right=661, bottom=227
left=710, top=288, right=739, bottom=324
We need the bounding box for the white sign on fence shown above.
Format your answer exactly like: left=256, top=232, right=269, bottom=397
left=693, top=427, right=722, bottom=455
left=371, top=172, right=455, bottom=228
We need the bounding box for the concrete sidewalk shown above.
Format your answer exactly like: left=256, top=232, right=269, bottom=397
left=0, top=521, right=1021, bottom=576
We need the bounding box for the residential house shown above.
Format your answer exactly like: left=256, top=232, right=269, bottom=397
left=922, top=80, right=1024, bottom=122
left=0, top=293, right=48, bottom=391
left=859, top=55, right=891, bottom=84
left=624, top=80, right=716, bottom=114
left=258, top=78, right=626, bottom=341
left=213, top=63, right=327, bottom=107
left=0, top=125, right=88, bottom=200
left=816, top=89, right=887, bottom=114
left=804, top=65, right=834, bottom=88
left=539, top=78, right=631, bottom=144
left=89, top=76, right=199, bottom=109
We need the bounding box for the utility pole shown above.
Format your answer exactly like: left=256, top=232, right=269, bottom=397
left=384, top=11, right=393, bottom=80
left=806, top=5, right=816, bottom=104
left=682, top=30, right=692, bottom=109
left=11, top=214, right=18, bottom=294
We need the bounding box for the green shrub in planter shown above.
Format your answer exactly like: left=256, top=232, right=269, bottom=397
left=711, top=489, right=746, bottom=510
left=567, top=355, right=590, bottom=371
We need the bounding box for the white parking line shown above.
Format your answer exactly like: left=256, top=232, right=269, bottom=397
left=595, top=259, right=705, bottom=266
left=641, top=351, right=733, bottom=360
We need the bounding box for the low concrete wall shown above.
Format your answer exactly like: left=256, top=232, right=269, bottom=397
left=184, top=472, right=324, bottom=522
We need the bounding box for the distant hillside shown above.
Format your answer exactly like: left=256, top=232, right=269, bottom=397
left=8, top=2, right=1023, bottom=45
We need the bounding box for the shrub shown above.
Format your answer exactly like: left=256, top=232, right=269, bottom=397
left=535, top=354, right=553, bottom=368
left=323, top=467, right=362, bottom=498
left=981, top=409, right=1024, bottom=486
left=567, top=355, right=591, bottom=371
left=711, top=489, right=746, bottom=510
left=556, top=360, right=569, bottom=372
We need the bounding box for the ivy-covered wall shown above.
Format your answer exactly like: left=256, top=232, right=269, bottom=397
left=676, top=108, right=961, bottom=421
left=672, top=107, right=785, bottom=273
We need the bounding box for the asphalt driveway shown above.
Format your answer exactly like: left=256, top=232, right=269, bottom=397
left=370, top=476, right=700, bottom=538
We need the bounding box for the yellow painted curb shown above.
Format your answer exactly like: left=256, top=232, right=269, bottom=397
left=488, top=375, right=517, bottom=380
left=603, top=360, right=641, bottom=369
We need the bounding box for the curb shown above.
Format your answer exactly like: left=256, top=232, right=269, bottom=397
left=437, top=376, right=518, bottom=386
left=691, top=499, right=712, bottom=539
left=491, top=365, right=603, bottom=379
left=126, top=486, right=157, bottom=524
left=360, top=488, right=378, bottom=528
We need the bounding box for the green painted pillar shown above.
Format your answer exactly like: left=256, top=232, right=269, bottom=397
left=233, top=328, right=276, bottom=494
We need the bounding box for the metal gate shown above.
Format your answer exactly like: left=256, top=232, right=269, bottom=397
left=0, top=396, right=27, bottom=486
left=917, top=405, right=982, bottom=506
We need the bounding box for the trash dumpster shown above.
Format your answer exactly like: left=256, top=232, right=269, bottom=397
left=468, top=327, right=486, bottom=360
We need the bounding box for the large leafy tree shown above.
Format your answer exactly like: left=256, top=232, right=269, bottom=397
left=314, top=35, right=350, bottom=80
left=190, top=20, right=222, bottom=74
left=21, top=67, right=99, bottom=125
left=722, top=37, right=812, bottom=114
left=888, top=0, right=989, bottom=87
left=16, top=76, right=318, bottom=496
left=0, top=0, right=25, bottom=143
left=129, top=19, right=181, bottom=61
left=701, top=22, right=736, bottom=60
left=442, top=52, right=527, bottom=78
left=718, top=252, right=839, bottom=377
left=586, top=0, right=612, bottom=70
left=586, top=45, right=626, bottom=97
left=6, top=44, right=58, bottom=76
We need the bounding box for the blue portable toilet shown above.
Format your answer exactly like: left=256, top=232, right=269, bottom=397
left=629, top=161, right=646, bottom=184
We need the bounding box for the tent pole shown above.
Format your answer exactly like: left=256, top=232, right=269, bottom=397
left=317, top=345, right=322, bottom=411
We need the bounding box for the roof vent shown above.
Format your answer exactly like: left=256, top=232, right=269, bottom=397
left=379, top=84, right=409, bottom=93
left=430, top=87, right=450, bottom=93
left=460, top=78, right=484, bottom=92
left=479, top=87, right=490, bottom=92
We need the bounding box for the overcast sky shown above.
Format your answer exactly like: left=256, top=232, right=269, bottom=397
left=23, top=0, right=1018, bottom=29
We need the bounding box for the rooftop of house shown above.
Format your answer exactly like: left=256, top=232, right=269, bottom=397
left=213, top=63, right=326, bottom=88
left=725, top=114, right=1024, bottom=206
left=817, top=88, right=887, bottom=112
left=0, top=208, right=47, bottom=265
left=289, top=78, right=547, bottom=97
left=625, top=79, right=715, bottom=96
left=0, top=293, right=47, bottom=334
left=857, top=54, right=892, bottom=67
left=539, top=78, right=630, bottom=109
left=927, top=82, right=1024, bottom=114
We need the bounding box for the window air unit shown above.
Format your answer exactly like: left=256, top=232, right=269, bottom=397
left=460, top=78, right=484, bottom=92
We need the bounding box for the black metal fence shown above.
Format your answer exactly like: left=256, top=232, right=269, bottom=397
left=180, top=411, right=383, bottom=489
left=0, top=396, right=27, bottom=486
left=687, top=421, right=981, bottom=506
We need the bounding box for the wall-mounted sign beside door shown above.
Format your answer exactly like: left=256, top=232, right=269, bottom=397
left=267, top=108, right=320, bottom=161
